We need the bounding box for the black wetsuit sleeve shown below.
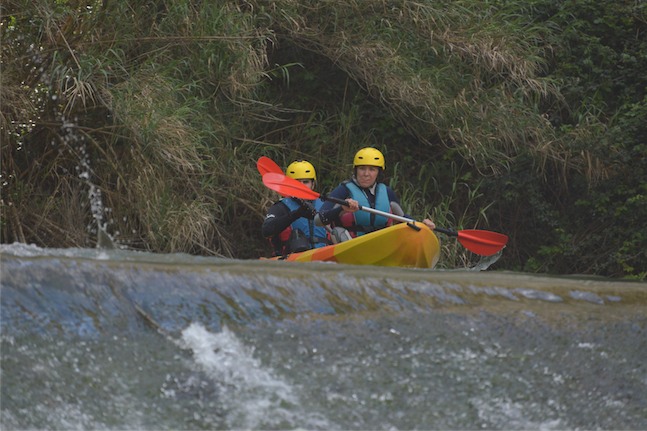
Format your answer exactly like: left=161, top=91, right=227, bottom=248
left=262, top=201, right=299, bottom=238
left=317, top=184, right=351, bottom=225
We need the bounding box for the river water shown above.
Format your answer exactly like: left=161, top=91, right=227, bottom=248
left=1, top=243, right=646, bottom=430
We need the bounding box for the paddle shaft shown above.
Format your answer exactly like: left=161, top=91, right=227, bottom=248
left=324, top=195, right=417, bottom=224
left=325, top=195, right=461, bottom=237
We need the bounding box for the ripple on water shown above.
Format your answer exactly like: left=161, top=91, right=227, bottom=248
left=514, top=288, right=563, bottom=302
left=569, top=290, right=605, bottom=304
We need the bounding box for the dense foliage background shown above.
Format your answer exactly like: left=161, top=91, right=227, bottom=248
left=2, top=0, right=645, bottom=279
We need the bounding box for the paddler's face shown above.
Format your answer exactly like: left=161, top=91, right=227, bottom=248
left=356, top=165, right=379, bottom=188
left=297, top=179, right=315, bottom=190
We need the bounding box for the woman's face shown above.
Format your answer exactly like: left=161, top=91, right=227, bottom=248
left=297, top=179, right=315, bottom=190
left=356, top=165, right=379, bottom=188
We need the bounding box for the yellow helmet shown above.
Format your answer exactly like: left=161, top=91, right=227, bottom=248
left=286, top=160, right=316, bottom=181
left=353, top=147, right=385, bottom=169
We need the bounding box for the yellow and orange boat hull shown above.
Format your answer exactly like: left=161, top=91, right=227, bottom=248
left=271, top=222, right=440, bottom=269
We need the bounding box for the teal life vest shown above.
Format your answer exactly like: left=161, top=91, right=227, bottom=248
left=282, top=197, right=328, bottom=249
left=343, top=181, right=390, bottom=236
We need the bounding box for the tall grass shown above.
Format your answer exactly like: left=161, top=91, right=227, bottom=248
left=2, top=0, right=278, bottom=256
left=260, top=0, right=569, bottom=172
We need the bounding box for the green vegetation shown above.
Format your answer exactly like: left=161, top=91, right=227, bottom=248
left=1, top=0, right=645, bottom=279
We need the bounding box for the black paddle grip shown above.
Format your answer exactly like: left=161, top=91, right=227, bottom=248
left=433, top=227, right=458, bottom=237
left=322, top=194, right=356, bottom=208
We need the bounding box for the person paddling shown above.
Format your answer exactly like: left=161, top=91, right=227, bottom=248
left=316, top=147, right=435, bottom=240
left=262, top=160, right=330, bottom=256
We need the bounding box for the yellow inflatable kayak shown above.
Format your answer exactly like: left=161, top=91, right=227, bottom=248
left=271, top=222, right=440, bottom=269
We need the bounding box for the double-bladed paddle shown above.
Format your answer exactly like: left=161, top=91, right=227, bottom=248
left=261, top=171, right=509, bottom=256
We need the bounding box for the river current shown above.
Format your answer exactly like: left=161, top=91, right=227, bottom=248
left=1, top=243, right=646, bottom=430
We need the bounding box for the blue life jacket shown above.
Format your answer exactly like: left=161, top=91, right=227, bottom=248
left=282, top=197, right=328, bottom=248
left=344, top=182, right=390, bottom=236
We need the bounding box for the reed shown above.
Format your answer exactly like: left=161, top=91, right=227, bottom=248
left=260, top=0, right=564, bottom=170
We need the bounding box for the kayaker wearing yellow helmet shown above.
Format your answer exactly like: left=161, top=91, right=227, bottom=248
left=316, top=147, right=435, bottom=239
left=262, top=160, right=331, bottom=256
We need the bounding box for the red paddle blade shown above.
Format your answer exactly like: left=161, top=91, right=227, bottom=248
left=262, top=172, right=320, bottom=199
left=457, top=229, right=509, bottom=256
left=257, top=156, right=283, bottom=176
